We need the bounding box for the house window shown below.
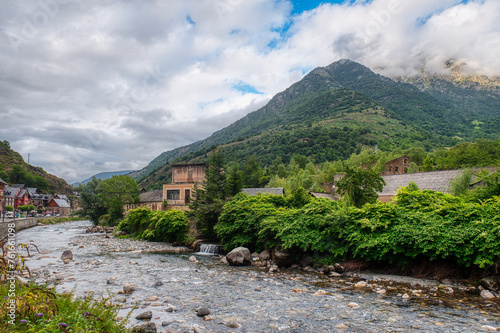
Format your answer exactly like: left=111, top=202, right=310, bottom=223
left=395, top=167, right=399, bottom=173
left=166, top=190, right=180, bottom=200
left=388, top=166, right=392, bottom=172
left=404, top=159, right=407, bottom=164
left=185, top=189, right=191, bottom=204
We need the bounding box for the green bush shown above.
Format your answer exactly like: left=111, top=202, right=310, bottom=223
left=216, top=193, right=285, bottom=252
left=117, top=208, right=189, bottom=244
left=117, top=207, right=151, bottom=236
left=144, top=210, right=189, bottom=243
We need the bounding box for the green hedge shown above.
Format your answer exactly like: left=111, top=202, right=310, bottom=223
left=215, top=190, right=500, bottom=269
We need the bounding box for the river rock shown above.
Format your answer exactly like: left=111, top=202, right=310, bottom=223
left=480, top=289, right=496, bottom=299
left=136, top=310, right=153, bottom=320
left=132, top=322, right=157, bottom=333
left=226, top=247, right=252, bottom=266
left=188, top=255, right=199, bottom=263
left=480, top=276, right=500, bottom=292
left=259, top=250, right=271, bottom=261
left=61, top=250, right=73, bottom=262
left=197, top=307, right=210, bottom=316
left=354, top=281, right=367, bottom=288
left=271, top=245, right=295, bottom=268
left=164, top=304, right=177, bottom=312
left=123, top=283, right=136, bottom=293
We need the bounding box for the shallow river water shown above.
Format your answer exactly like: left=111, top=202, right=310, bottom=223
left=17, top=221, right=500, bottom=332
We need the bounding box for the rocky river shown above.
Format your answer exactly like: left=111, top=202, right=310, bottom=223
left=16, top=220, right=500, bottom=332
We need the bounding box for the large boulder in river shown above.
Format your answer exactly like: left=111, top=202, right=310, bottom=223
left=226, top=247, right=252, bottom=266
left=61, top=250, right=73, bottom=262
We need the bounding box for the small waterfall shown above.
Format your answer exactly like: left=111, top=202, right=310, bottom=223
left=197, top=244, right=219, bottom=255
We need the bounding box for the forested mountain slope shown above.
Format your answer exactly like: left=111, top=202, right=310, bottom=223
left=132, top=60, right=500, bottom=188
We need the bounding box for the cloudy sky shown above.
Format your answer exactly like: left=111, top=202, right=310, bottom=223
left=1, top=0, right=499, bottom=184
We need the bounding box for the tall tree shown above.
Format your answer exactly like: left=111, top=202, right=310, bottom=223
left=226, top=162, right=243, bottom=197
left=335, top=166, right=385, bottom=207
left=77, top=177, right=107, bottom=224
left=241, top=155, right=263, bottom=188
left=99, top=175, right=140, bottom=224
left=189, top=149, right=227, bottom=238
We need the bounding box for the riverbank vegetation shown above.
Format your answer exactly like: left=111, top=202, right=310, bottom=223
left=0, top=283, right=129, bottom=332
left=216, top=185, right=500, bottom=272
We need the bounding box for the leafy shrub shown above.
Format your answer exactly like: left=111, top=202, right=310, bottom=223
left=143, top=210, right=189, bottom=243
left=215, top=193, right=284, bottom=252
left=117, top=207, right=151, bottom=236
left=117, top=208, right=189, bottom=244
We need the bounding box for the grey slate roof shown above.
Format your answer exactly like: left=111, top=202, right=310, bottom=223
left=0, top=178, right=6, bottom=185
left=242, top=188, right=285, bottom=196
left=4, top=186, right=18, bottom=198
left=310, top=192, right=337, bottom=201
left=52, top=198, right=71, bottom=208
left=139, top=190, right=163, bottom=203
left=378, top=169, right=463, bottom=195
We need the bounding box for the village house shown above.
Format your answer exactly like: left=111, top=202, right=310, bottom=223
left=163, top=163, right=207, bottom=211
left=29, top=188, right=53, bottom=212
left=46, top=197, right=71, bottom=216
left=124, top=189, right=164, bottom=215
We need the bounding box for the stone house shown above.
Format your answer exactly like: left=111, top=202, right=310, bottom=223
left=163, top=163, right=207, bottom=211
left=124, top=189, right=164, bottom=215
left=381, top=155, right=411, bottom=175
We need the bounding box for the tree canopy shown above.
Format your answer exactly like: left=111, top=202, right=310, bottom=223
left=335, top=166, right=385, bottom=207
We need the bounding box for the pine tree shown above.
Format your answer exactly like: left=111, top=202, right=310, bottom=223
left=189, top=149, right=227, bottom=238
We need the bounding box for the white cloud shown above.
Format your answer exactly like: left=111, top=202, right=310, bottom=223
left=0, top=0, right=498, bottom=183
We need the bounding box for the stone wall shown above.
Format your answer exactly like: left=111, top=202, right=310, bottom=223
left=0, top=218, right=39, bottom=241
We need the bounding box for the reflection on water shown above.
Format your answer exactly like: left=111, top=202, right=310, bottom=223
left=16, top=221, right=500, bottom=332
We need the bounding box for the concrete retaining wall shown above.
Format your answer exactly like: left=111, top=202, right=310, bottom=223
left=0, top=218, right=39, bottom=241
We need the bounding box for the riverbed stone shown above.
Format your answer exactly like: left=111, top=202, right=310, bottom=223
left=189, top=255, right=198, bottom=263
left=197, top=307, right=210, bottom=316
left=132, top=322, right=156, bottom=333
left=61, top=250, right=73, bottom=262
left=480, top=289, right=496, bottom=299
left=226, top=247, right=252, bottom=266
left=135, top=310, right=153, bottom=320
left=123, top=283, right=137, bottom=293
left=259, top=250, right=271, bottom=261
